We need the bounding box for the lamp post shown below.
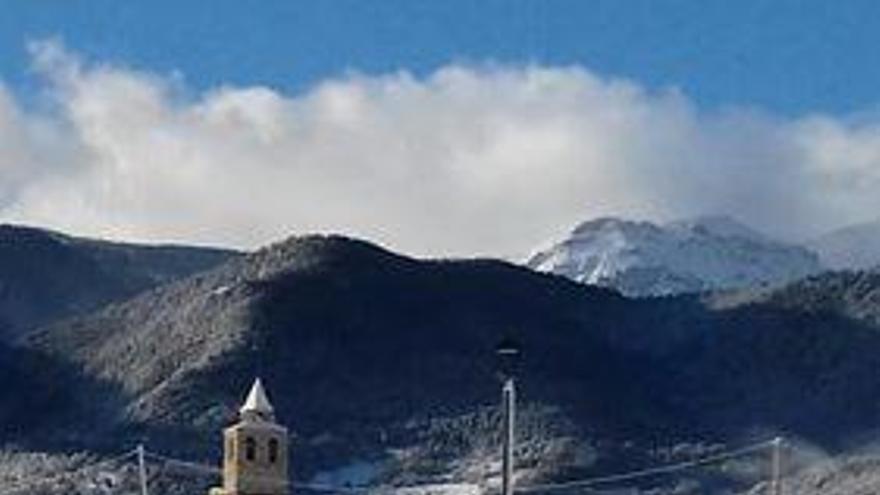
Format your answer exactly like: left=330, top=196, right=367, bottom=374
left=770, top=436, right=783, bottom=495
left=496, top=337, right=521, bottom=495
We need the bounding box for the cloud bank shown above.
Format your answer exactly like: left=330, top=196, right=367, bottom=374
left=2, top=40, right=880, bottom=257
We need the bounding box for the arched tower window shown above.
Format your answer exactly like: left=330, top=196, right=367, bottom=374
left=245, top=436, right=257, bottom=461
left=227, top=437, right=235, bottom=461
left=268, top=438, right=279, bottom=464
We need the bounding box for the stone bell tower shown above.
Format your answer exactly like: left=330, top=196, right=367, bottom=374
left=211, top=378, right=289, bottom=495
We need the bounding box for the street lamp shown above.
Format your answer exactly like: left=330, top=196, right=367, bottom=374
left=496, top=337, right=521, bottom=495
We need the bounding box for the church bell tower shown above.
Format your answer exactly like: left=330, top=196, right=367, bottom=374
left=211, top=378, right=289, bottom=495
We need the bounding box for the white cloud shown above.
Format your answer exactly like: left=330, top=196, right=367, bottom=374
left=2, top=40, right=880, bottom=257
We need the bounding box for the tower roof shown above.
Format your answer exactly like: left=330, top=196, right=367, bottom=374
left=240, top=378, right=275, bottom=419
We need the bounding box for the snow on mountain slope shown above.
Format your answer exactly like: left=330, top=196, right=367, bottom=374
left=808, top=219, right=880, bottom=270
left=527, top=216, right=823, bottom=297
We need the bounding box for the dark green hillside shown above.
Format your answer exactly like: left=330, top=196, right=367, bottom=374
left=15, top=235, right=880, bottom=491
left=0, top=224, right=239, bottom=340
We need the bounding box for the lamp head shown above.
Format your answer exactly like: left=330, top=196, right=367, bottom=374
left=496, top=336, right=522, bottom=378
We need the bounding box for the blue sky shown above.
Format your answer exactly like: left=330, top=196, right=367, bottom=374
left=2, top=0, right=880, bottom=115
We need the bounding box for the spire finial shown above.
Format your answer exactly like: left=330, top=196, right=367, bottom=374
left=240, top=377, right=275, bottom=421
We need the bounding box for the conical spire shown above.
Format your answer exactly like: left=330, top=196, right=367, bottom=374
left=240, top=377, right=275, bottom=421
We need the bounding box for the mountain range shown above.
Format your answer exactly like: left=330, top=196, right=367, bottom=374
left=0, top=223, right=239, bottom=340
left=527, top=216, right=823, bottom=297
left=2, top=224, right=880, bottom=493
left=0, top=228, right=880, bottom=493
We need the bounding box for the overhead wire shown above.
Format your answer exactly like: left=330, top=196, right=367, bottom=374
left=141, top=439, right=776, bottom=494
left=517, top=440, right=776, bottom=492
left=0, top=438, right=779, bottom=495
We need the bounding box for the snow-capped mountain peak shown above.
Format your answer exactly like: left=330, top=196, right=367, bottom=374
left=665, top=215, right=770, bottom=242
left=807, top=218, right=880, bottom=270
left=527, top=216, right=822, bottom=297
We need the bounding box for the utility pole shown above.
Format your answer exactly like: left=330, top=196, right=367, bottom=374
left=502, top=377, right=516, bottom=495
left=137, top=443, right=150, bottom=495
left=497, top=338, right=521, bottom=495
left=769, top=436, right=783, bottom=495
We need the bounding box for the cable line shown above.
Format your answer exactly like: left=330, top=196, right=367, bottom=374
left=0, top=438, right=782, bottom=495
left=518, top=439, right=776, bottom=492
